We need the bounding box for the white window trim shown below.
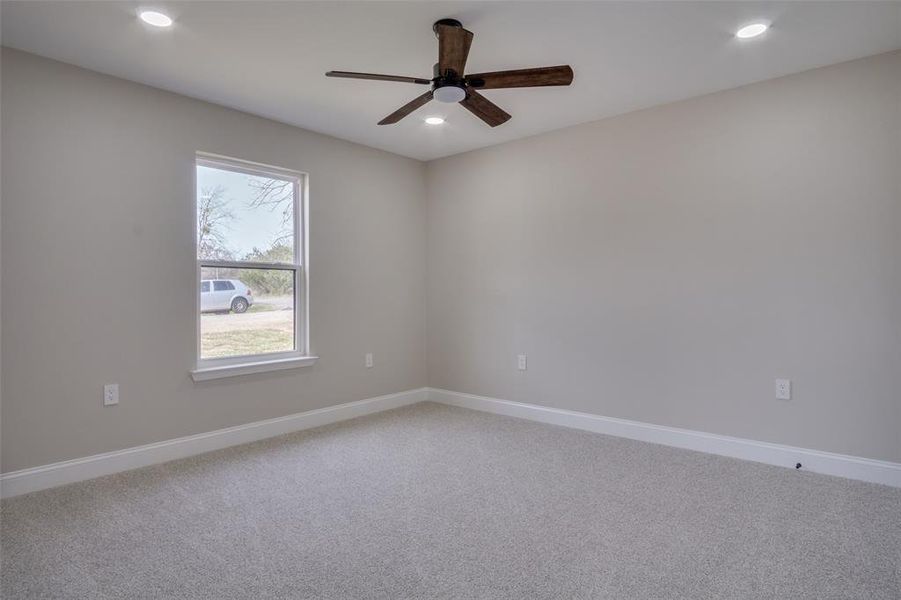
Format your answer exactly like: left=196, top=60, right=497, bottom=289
left=191, top=152, right=316, bottom=381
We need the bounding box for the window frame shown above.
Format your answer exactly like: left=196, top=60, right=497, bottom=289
left=192, top=152, right=314, bottom=380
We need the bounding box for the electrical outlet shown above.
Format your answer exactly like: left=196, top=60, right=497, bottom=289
left=517, top=354, right=527, bottom=371
left=365, top=353, right=373, bottom=369
left=104, top=383, right=119, bottom=406
left=775, top=379, right=791, bottom=400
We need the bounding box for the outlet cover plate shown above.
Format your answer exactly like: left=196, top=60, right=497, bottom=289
left=775, top=379, right=791, bottom=400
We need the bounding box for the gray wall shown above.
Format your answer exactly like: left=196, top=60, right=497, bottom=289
left=426, top=51, right=901, bottom=463
left=1, top=49, right=427, bottom=472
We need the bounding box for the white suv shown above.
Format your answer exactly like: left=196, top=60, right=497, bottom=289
left=200, top=279, right=254, bottom=313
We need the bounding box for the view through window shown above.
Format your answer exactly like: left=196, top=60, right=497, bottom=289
left=196, top=155, right=304, bottom=363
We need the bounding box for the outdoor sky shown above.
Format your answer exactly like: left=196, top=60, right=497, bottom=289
left=196, top=165, right=293, bottom=259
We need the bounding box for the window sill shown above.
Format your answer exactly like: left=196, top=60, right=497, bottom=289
left=191, top=356, right=318, bottom=382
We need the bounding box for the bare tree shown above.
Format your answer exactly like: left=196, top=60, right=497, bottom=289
left=247, top=177, right=294, bottom=246
left=197, top=185, right=235, bottom=261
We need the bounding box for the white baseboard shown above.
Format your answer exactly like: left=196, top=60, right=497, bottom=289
left=5, top=386, right=897, bottom=498
left=427, top=388, right=901, bottom=488
left=0, top=388, right=427, bottom=499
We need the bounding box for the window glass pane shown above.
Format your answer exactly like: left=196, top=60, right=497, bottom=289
left=201, top=281, right=210, bottom=293
left=196, top=163, right=295, bottom=263
left=200, top=267, right=296, bottom=359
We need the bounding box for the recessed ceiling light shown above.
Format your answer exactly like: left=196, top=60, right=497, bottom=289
left=735, top=22, right=769, bottom=39
left=139, top=10, right=173, bottom=28
left=424, top=116, right=445, bottom=125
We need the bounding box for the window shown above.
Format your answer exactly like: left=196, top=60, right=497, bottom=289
left=192, top=153, right=314, bottom=380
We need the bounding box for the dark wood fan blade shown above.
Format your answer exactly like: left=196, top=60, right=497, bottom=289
left=326, top=71, right=431, bottom=85
left=459, top=89, right=511, bottom=127
left=436, top=24, right=473, bottom=77
left=466, top=65, right=573, bottom=89
left=378, top=91, right=434, bottom=125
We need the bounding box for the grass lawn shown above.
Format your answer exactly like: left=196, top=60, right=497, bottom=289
left=246, top=303, right=278, bottom=313
left=201, top=329, right=293, bottom=358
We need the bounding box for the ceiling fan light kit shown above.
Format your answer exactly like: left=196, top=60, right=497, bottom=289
left=433, top=85, right=466, bottom=103
left=325, top=18, right=573, bottom=127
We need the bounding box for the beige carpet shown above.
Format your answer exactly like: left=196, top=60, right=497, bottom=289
left=2, top=402, right=900, bottom=599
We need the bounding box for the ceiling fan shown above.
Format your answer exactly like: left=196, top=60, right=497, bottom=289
left=325, top=19, right=574, bottom=127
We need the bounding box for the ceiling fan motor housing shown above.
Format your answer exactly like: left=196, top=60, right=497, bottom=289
left=432, top=60, right=467, bottom=103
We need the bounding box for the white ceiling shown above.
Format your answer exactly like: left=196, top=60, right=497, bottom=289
left=2, top=1, right=899, bottom=161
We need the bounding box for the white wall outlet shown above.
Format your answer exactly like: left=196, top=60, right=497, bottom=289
left=365, top=353, right=373, bottom=369
left=775, top=379, right=791, bottom=400
left=103, top=383, right=119, bottom=406
left=517, top=354, right=527, bottom=371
